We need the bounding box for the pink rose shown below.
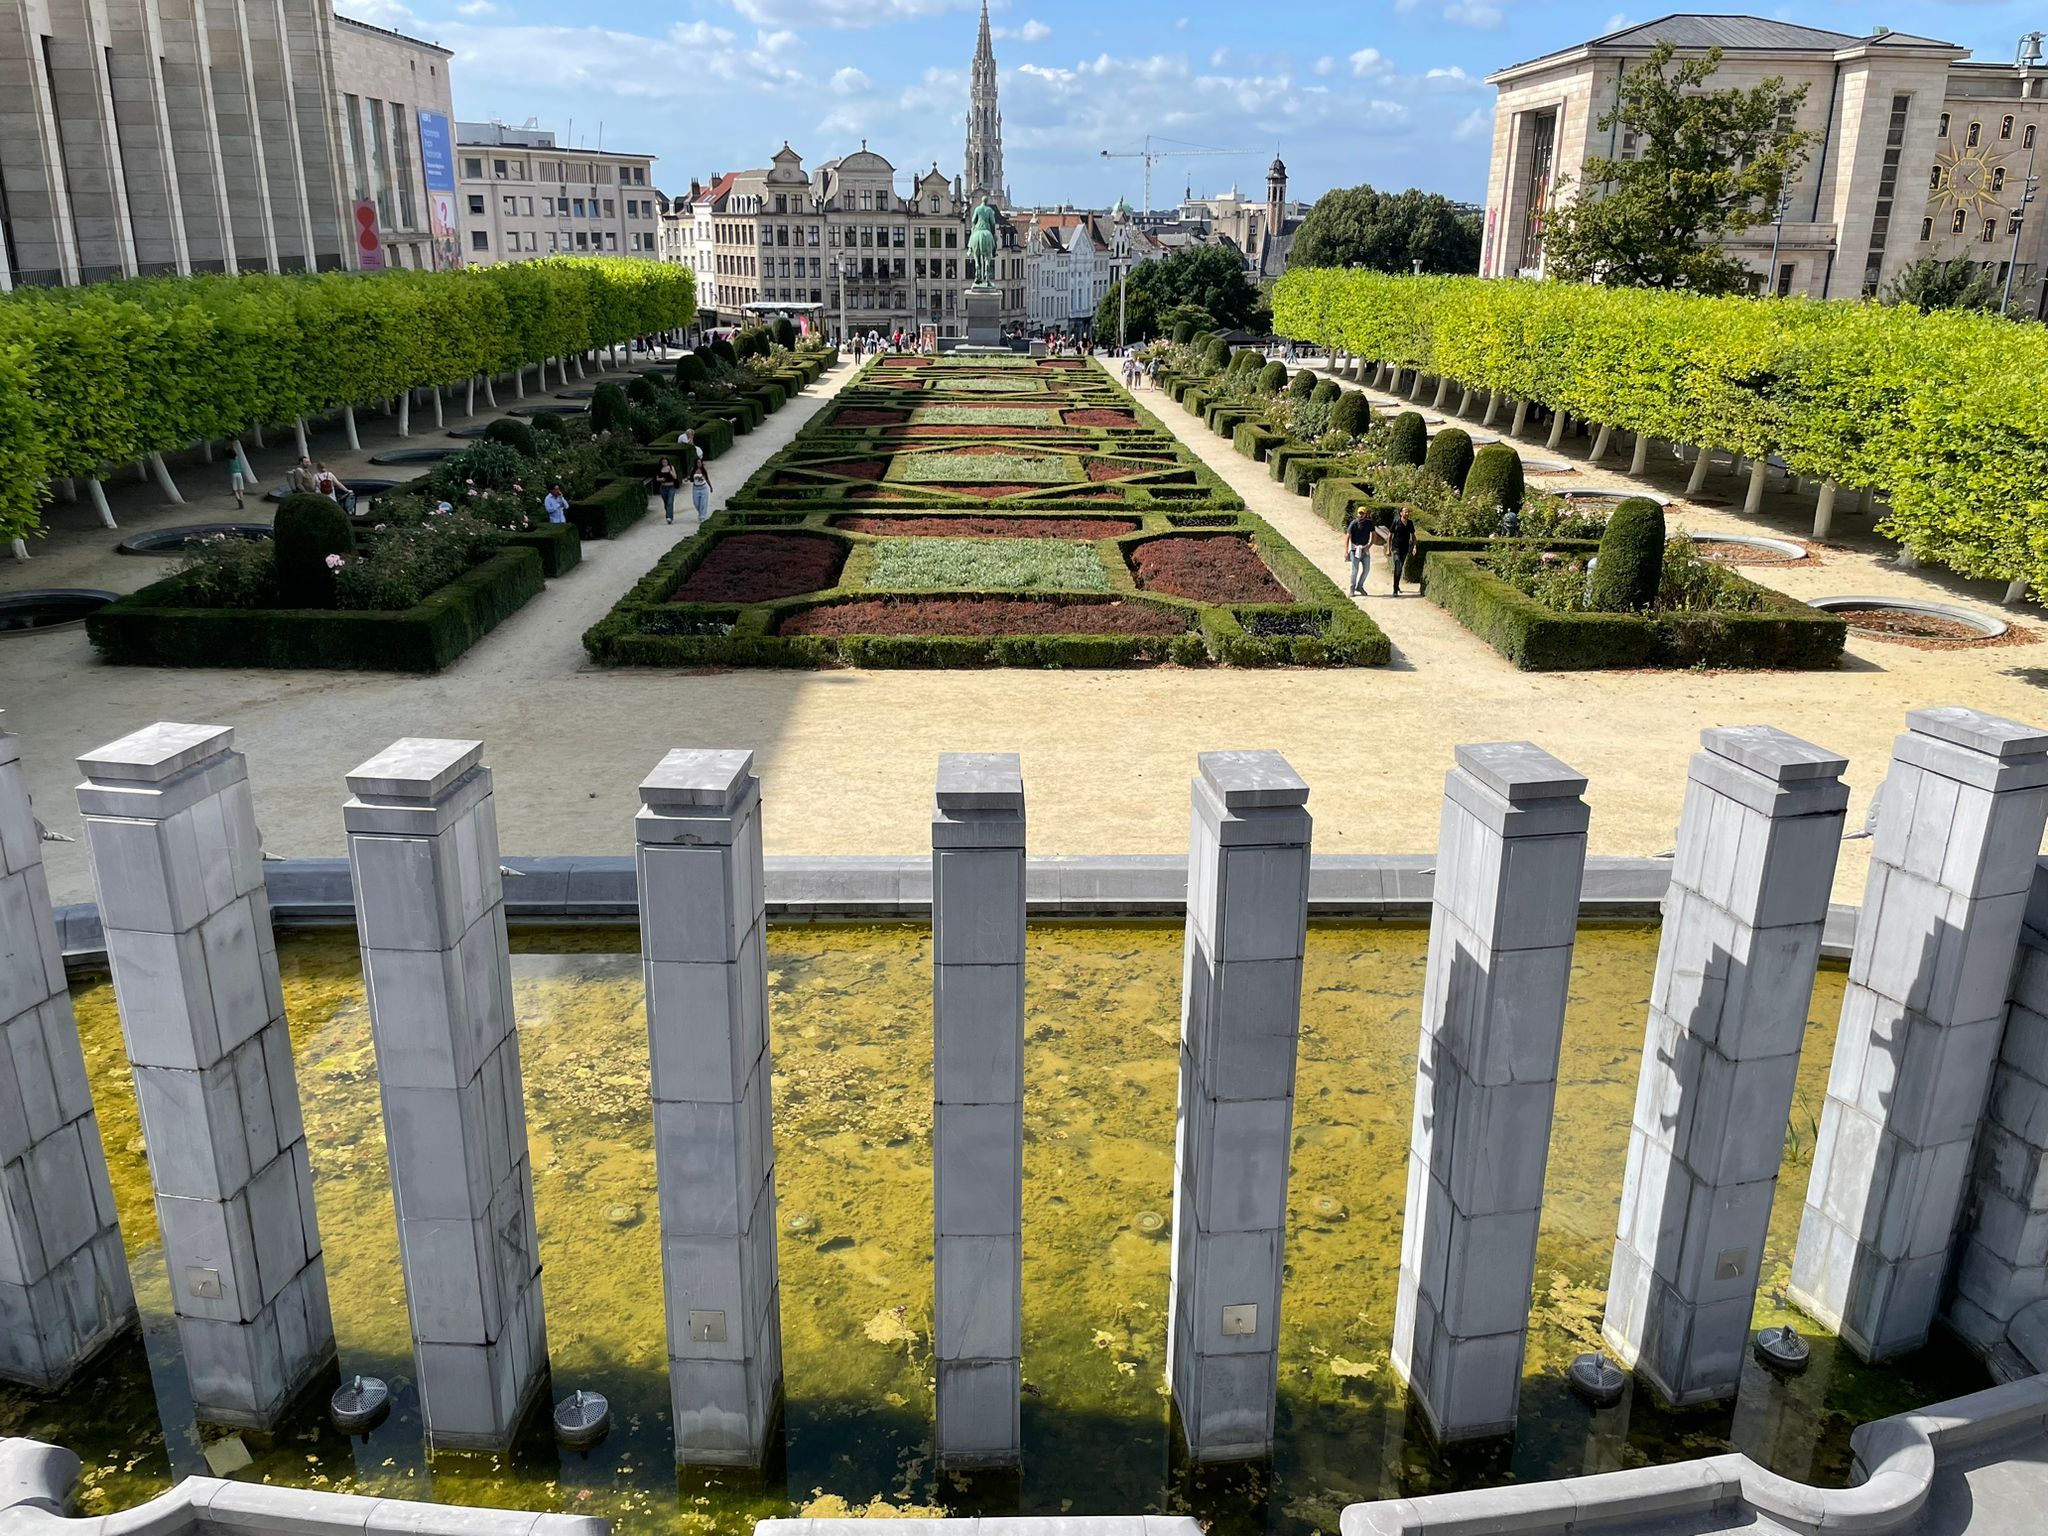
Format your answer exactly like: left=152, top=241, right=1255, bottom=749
left=325, top=553, right=345, bottom=570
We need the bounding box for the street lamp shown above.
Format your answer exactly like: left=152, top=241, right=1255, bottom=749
left=2003, top=138, right=2040, bottom=316
left=1766, top=188, right=1793, bottom=295
left=832, top=255, right=848, bottom=348
left=1113, top=204, right=1132, bottom=353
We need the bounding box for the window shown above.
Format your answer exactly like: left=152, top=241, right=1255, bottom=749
left=807, top=226, right=819, bottom=246
left=575, top=231, right=589, bottom=250
left=1861, top=94, right=1913, bottom=296
left=1930, top=166, right=1944, bottom=191
left=603, top=199, right=615, bottom=217
left=1995, top=167, right=2008, bottom=193
left=914, top=227, right=927, bottom=248
left=524, top=197, right=534, bottom=216
left=467, top=194, right=485, bottom=215
left=1954, top=208, right=1969, bottom=233
left=573, top=198, right=586, bottom=217
left=2030, top=125, right=2040, bottom=150
left=549, top=232, right=559, bottom=251
left=2003, top=115, right=2016, bottom=140
left=893, top=226, right=905, bottom=248
left=471, top=230, right=489, bottom=250
left=494, top=158, right=508, bottom=179
left=1984, top=218, right=1998, bottom=242
left=1939, top=112, right=1950, bottom=138
left=502, top=195, right=517, bottom=215
left=464, top=156, right=483, bottom=178
left=543, top=198, right=555, bottom=216
left=945, top=230, right=957, bottom=248
left=605, top=232, right=616, bottom=250
left=1967, top=121, right=1982, bottom=147
left=1920, top=216, right=1933, bottom=241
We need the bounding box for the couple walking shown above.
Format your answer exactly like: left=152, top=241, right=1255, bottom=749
left=1344, top=506, right=1415, bottom=598
left=655, top=428, right=714, bottom=525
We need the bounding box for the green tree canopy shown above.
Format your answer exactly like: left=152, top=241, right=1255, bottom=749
left=1097, top=245, right=1270, bottom=341
left=1882, top=256, right=2003, bottom=314
left=1288, top=185, right=1481, bottom=274
left=1541, top=42, right=1814, bottom=294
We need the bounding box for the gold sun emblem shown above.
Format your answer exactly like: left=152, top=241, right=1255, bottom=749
left=1933, top=138, right=2009, bottom=216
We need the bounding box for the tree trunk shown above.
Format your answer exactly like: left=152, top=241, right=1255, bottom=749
left=250, top=421, right=266, bottom=449
left=467, top=377, right=477, bottom=416
left=1853, top=486, right=1869, bottom=514
left=2006, top=578, right=2029, bottom=605
left=133, top=460, right=149, bottom=482
left=1433, top=375, right=1451, bottom=409
left=1685, top=447, right=1712, bottom=495
left=199, top=439, right=213, bottom=463
left=1589, top=423, right=1612, bottom=461
left=294, top=417, right=309, bottom=458
left=1546, top=411, right=1568, bottom=451
left=86, top=478, right=117, bottom=529
left=1510, top=399, right=1528, bottom=437
left=10, top=538, right=27, bottom=561
left=148, top=453, right=184, bottom=504
left=1812, top=480, right=1837, bottom=539
left=1628, top=433, right=1650, bottom=476
left=397, top=392, right=411, bottom=438
left=1456, top=387, right=1471, bottom=415
left=431, top=387, right=444, bottom=429
left=54, top=477, right=76, bottom=502
left=1481, top=392, right=1501, bottom=428
left=574, top=353, right=586, bottom=379
left=1743, top=461, right=1768, bottom=516
left=343, top=406, right=361, bottom=451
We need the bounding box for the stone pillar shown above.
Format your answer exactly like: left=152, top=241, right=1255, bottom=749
left=1602, top=728, right=1849, bottom=1406
left=342, top=739, right=547, bottom=1451
left=1947, top=858, right=2048, bottom=1356
left=0, top=720, right=133, bottom=1388
left=1394, top=743, right=1589, bottom=1444
left=1791, top=707, right=2048, bottom=1360
left=931, top=753, right=1025, bottom=1469
left=77, top=723, right=331, bottom=1428
left=1169, top=751, right=1310, bottom=1463
left=636, top=749, right=781, bottom=1468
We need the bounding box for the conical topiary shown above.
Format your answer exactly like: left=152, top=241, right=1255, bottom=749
left=1201, top=334, right=1231, bottom=371
left=1330, top=391, right=1371, bottom=439
left=1465, top=443, right=1526, bottom=516
left=1310, top=379, right=1340, bottom=406
left=1422, top=426, right=1475, bottom=491
left=1288, top=369, right=1316, bottom=400
left=590, top=382, right=632, bottom=435
left=274, top=493, right=354, bottom=609
left=1588, top=497, right=1666, bottom=612
left=1386, top=410, right=1428, bottom=466
left=1171, top=320, right=1195, bottom=344
left=675, top=352, right=709, bottom=386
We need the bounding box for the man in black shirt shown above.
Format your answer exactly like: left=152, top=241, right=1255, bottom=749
left=1387, top=509, right=1416, bottom=596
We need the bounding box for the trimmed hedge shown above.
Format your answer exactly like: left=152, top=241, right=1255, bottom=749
left=567, top=476, right=649, bottom=540
left=506, top=522, right=582, bottom=577
left=88, top=547, right=543, bottom=672
left=1235, top=424, right=1286, bottom=461
left=1424, top=553, right=1844, bottom=671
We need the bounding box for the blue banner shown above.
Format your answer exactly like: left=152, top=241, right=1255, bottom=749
left=417, top=110, right=460, bottom=268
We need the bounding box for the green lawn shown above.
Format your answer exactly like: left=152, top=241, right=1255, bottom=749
left=866, top=537, right=1111, bottom=591
left=894, top=450, right=1079, bottom=484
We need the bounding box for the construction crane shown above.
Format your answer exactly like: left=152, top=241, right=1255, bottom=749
left=1099, top=136, right=1256, bottom=217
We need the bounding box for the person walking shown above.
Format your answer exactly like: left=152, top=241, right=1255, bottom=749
left=1387, top=508, right=1417, bottom=596
left=688, top=442, right=714, bottom=522
left=1343, top=507, right=1379, bottom=597
left=228, top=442, right=254, bottom=510
left=654, top=456, right=680, bottom=524
left=544, top=482, right=570, bottom=524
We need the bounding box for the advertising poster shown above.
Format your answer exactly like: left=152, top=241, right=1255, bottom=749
left=418, top=109, right=461, bottom=270
left=353, top=198, right=385, bottom=271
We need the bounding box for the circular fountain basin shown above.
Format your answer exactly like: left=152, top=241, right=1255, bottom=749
left=1809, top=595, right=2008, bottom=640
left=0, top=589, right=118, bottom=635
left=368, top=447, right=459, bottom=465
left=1687, top=532, right=1808, bottom=562
left=266, top=478, right=407, bottom=504
left=1560, top=487, right=1671, bottom=507
left=510, top=405, right=588, bottom=420
left=446, top=425, right=495, bottom=439
left=118, top=523, right=272, bottom=556
left=554, top=388, right=596, bottom=400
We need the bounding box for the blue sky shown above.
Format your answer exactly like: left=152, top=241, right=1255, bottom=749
left=336, top=1, right=2048, bottom=208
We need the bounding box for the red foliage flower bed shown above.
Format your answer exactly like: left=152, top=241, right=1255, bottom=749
left=1064, top=409, right=1136, bottom=427
left=894, top=424, right=1066, bottom=438
left=823, top=459, right=888, bottom=481
left=834, top=515, right=1139, bottom=539
left=928, top=484, right=1044, bottom=499
left=780, top=597, right=1187, bottom=638
left=1130, top=535, right=1291, bottom=604
left=672, top=533, right=845, bottom=603
left=1086, top=458, right=1163, bottom=481
left=832, top=409, right=909, bottom=426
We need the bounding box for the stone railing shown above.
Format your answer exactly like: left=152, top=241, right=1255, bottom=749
left=0, top=1439, right=605, bottom=1536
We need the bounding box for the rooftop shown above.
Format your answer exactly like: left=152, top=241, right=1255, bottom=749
left=333, top=12, right=451, bottom=56
left=1495, top=12, right=1962, bottom=78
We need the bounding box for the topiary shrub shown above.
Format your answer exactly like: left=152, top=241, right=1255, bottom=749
left=1330, top=391, right=1371, bottom=439
left=590, top=382, right=632, bottom=436
left=1587, top=497, right=1666, bottom=612
left=1310, top=379, right=1340, bottom=406
left=1256, top=361, right=1288, bottom=394
left=529, top=411, right=569, bottom=441
left=1287, top=370, right=1316, bottom=400
left=275, top=493, right=354, bottom=609
left=711, top=337, right=737, bottom=366
left=675, top=352, right=709, bottom=387
left=1229, top=349, right=1264, bottom=376
left=1422, top=426, right=1475, bottom=491
left=1201, top=335, right=1231, bottom=371
left=1171, top=321, right=1195, bottom=345
left=627, top=374, right=662, bottom=407
left=1466, top=443, right=1526, bottom=515
left=1386, top=410, right=1428, bottom=466
left=483, top=417, right=537, bottom=457
left=771, top=317, right=797, bottom=350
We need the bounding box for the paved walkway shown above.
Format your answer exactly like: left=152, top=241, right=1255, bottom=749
left=5, top=354, right=2046, bottom=907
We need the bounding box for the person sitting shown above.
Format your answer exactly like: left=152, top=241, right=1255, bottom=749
left=313, top=462, right=355, bottom=515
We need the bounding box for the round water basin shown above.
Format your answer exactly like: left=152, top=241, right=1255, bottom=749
left=0, top=588, right=117, bottom=635
left=554, top=388, right=596, bottom=400
left=1809, top=595, right=2007, bottom=642
left=445, top=425, right=494, bottom=439
left=510, top=405, right=588, bottom=420
left=1687, top=531, right=1808, bottom=563
left=118, top=522, right=272, bottom=556
left=368, top=447, right=459, bottom=466
left=1559, top=486, right=1671, bottom=507
left=265, top=478, right=407, bottom=504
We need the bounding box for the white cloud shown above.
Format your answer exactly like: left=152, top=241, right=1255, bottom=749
left=720, top=0, right=977, bottom=28
left=831, top=65, right=872, bottom=93
left=1349, top=48, right=1392, bottom=78
left=1443, top=1, right=1502, bottom=28
left=994, top=19, right=1051, bottom=41
left=1175, top=16, right=1189, bottom=28
left=455, top=0, right=496, bottom=14
left=1605, top=13, right=1637, bottom=32
left=335, top=0, right=421, bottom=29
left=1210, top=46, right=1229, bottom=68
left=1452, top=107, right=1492, bottom=142
left=1313, top=56, right=1335, bottom=77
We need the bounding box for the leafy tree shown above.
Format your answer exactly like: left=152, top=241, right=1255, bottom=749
left=1882, top=256, right=2003, bottom=314
left=1290, top=185, right=1482, bottom=274
left=1542, top=43, right=1814, bottom=294
left=1097, top=246, right=1270, bottom=340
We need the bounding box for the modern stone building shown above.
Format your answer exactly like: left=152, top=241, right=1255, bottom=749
left=331, top=17, right=456, bottom=274
left=453, top=121, right=658, bottom=266
left=1482, top=15, right=2048, bottom=313
left=0, top=4, right=453, bottom=289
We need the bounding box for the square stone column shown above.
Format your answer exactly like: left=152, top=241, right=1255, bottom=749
left=637, top=750, right=781, bottom=1468
left=1602, top=727, right=1849, bottom=1406
left=1169, top=750, right=1311, bottom=1463
left=0, top=719, right=133, bottom=1388
left=1394, top=743, right=1589, bottom=1444
left=931, top=753, right=1025, bottom=1470
left=77, top=723, right=331, bottom=1429
left=344, top=739, right=548, bottom=1452
left=1792, top=707, right=2048, bottom=1360
left=1946, top=857, right=2048, bottom=1355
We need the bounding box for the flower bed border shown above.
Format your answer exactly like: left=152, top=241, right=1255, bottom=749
left=87, top=546, right=544, bottom=673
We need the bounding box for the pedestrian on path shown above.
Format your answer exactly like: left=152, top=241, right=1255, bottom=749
left=1387, top=508, right=1416, bottom=596
left=689, top=444, right=714, bottom=522
left=655, top=457, right=680, bottom=523
left=1344, top=507, right=1380, bottom=597
left=229, top=443, right=254, bottom=509
left=544, top=482, right=570, bottom=524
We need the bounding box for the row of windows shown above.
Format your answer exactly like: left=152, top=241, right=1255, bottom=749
left=1938, top=113, right=2039, bottom=148
left=1921, top=210, right=2017, bottom=242
left=708, top=220, right=966, bottom=251
left=470, top=229, right=657, bottom=254
left=752, top=190, right=947, bottom=214
left=470, top=193, right=654, bottom=222
left=1929, top=165, right=2019, bottom=194
left=463, top=156, right=650, bottom=186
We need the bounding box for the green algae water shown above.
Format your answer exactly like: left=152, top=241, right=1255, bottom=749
left=3, top=924, right=1984, bottom=1534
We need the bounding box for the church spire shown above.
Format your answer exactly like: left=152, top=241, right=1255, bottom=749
left=964, top=0, right=1006, bottom=206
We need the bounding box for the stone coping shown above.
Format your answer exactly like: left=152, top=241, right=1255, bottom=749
left=50, top=854, right=1862, bottom=965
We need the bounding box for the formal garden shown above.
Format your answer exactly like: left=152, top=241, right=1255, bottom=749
left=51, top=267, right=836, bottom=670
left=1152, top=326, right=1848, bottom=671
left=582, top=354, right=1389, bottom=668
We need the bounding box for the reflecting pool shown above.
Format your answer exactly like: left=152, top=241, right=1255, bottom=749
left=2, top=923, right=1983, bottom=1535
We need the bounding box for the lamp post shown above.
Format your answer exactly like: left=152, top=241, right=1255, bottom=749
left=1766, top=188, right=1793, bottom=295
left=2002, top=139, right=2039, bottom=316
left=834, top=255, right=847, bottom=348
left=1114, top=206, right=1132, bottom=353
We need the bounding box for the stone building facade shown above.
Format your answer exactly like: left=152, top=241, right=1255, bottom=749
left=0, top=4, right=452, bottom=290
left=453, top=121, right=658, bottom=267
left=1483, top=15, right=2048, bottom=314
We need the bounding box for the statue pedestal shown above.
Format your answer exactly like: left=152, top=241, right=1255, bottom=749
left=963, top=289, right=1003, bottom=350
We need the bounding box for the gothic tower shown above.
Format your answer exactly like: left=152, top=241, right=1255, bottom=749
left=965, top=0, right=1007, bottom=206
